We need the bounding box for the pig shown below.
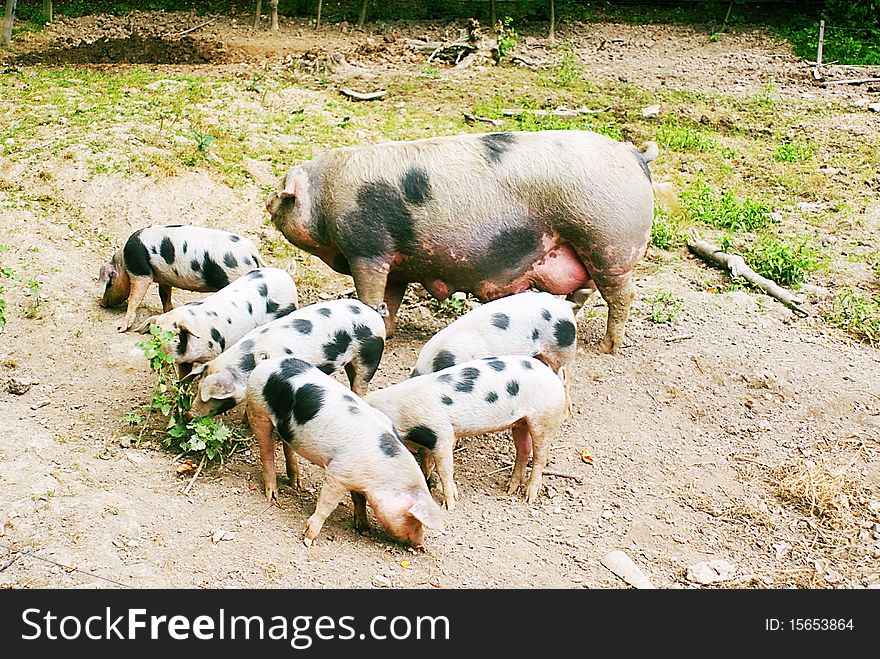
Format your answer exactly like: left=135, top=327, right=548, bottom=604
left=410, top=291, right=578, bottom=395
left=266, top=129, right=660, bottom=354
left=99, top=224, right=265, bottom=332
left=187, top=298, right=386, bottom=418
left=245, top=356, right=445, bottom=547
left=135, top=268, right=299, bottom=377
left=366, top=355, right=567, bottom=510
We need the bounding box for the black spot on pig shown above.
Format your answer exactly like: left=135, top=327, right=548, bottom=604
left=378, top=432, right=401, bottom=458
left=441, top=395, right=453, bottom=406
left=239, top=351, right=256, bottom=373
left=485, top=391, right=499, bottom=403
left=332, top=254, right=352, bottom=276
left=247, top=269, right=264, bottom=279
left=343, top=394, right=357, bottom=405
left=150, top=246, right=157, bottom=255
left=554, top=319, right=576, bottom=348
left=182, top=242, right=188, bottom=254
left=402, top=167, right=431, bottom=205
left=177, top=328, right=190, bottom=356
left=247, top=301, right=253, bottom=315
left=437, top=373, right=453, bottom=383
left=172, top=267, right=179, bottom=277
left=279, top=358, right=311, bottom=379
left=323, top=330, right=352, bottom=362
left=226, top=317, right=232, bottom=324
left=212, top=398, right=238, bottom=416
left=207, top=311, right=218, bottom=318
left=210, top=328, right=225, bottom=352
left=410, top=368, right=420, bottom=378
left=264, top=373, right=295, bottom=440
left=405, top=426, right=437, bottom=450
left=478, top=226, right=542, bottom=279
left=265, top=299, right=279, bottom=315
left=348, top=304, right=361, bottom=315
left=274, top=303, right=297, bottom=317
left=284, top=348, right=293, bottom=355
left=542, top=309, right=552, bottom=321
left=342, top=181, right=417, bottom=259
left=353, top=324, right=373, bottom=341
left=318, top=308, right=332, bottom=318
left=223, top=253, right=238, bottom=269
left=317, top=363, right=335, bottom=375
left=202, top=254, right=230, bottom=290
left=480, top=132, right=516, bottom=164
left=531, top=328, right=540, bottom=341
left=487, top=359, right=506, bottom=372
left=359, top=335, right=385, bottom=381
left=293, top=383, right=324, bottom=425
left=229, top=235, right=241, bottom=242
left=522, top=359, right=534, bottom=370
left=292, top=318, right=313, bottom=334
left=191, top=259, right=201, bottom=272
left=506, top=380, right=520, bottom=397
left=123, top=230, right=152, bottom=277
left=454, top=367, right=481, bottom=393
left=432, top=350, right=456, bottom=372
left=258, top=283, right=268, bottom=297
left=165, top=224, right=182, bottom=228
left=160, top=238, right=175, bottom=265
left=491, top=313, right=510, bottom=330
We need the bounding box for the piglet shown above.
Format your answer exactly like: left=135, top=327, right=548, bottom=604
left=245, top=356, right=445, bottom=547
left=367, top=355, right=567, bottom=510
left=188, top=298, right=386, bottom=418
left=99, top=224, right=265, bottom=332
left=136, top=268, right=299, bottom=377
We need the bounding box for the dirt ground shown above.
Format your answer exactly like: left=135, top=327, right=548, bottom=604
left=1, top=11, right=878, bottom=590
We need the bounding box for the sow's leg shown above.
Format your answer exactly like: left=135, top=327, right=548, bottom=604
left=593, top=274, right=636, bottom=355
left=350, top=259, right=396, bottom=336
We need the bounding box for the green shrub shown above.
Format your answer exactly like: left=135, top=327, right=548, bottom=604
left=655, top=119, right=716, bottom=152
left=774, top=140, right=814, bottom=163
left=681, top=180, right=774, bottom=232
left=823, top=289, right=880, bottom=344
left=647, top=289, right=684, bottom=324
left=747, top=236, right=824, bottom=287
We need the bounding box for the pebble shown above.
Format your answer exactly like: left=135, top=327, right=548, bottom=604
left=687, top=560, right=737, bottom=584
left=372, top=574, right=391, bottom=588
left=7, top=376, right=33, bottom=395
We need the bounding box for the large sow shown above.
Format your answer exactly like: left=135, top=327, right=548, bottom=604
left=266, top=130, right=659, bottom=353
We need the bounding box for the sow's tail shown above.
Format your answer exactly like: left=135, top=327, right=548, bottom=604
left=637, top=141, right=679, bottom=214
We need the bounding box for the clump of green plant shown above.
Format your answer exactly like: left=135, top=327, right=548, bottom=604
left=495, top=16, right=518, bottom=61
left=24, top=278, right=42, bottom=319
left=187, top=129, right=216, bottom=166
left=547, top=43, right=582, bottom=88
left=774, top=139, right=814, bottom=163
left=746, top=236, right=824, bottom=287
left=751, top=83, right=777, bottom=111
left=0, top=245, right=11, bottom=330
left=131, top=325, right=244, bottom=463
left=655, top=119, right=716, bottom=152
left=823, top=288, right=880, bottom=345
left=681, top=180, right=774, bottom=232
left=650, top=207, right=682, bottom=250
left=428, top=295, right=469, bottom=318
left=647, top=289, right=684, bottom=324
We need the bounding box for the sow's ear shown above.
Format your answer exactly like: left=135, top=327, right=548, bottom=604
left=408, top=496, right=445, bottom=531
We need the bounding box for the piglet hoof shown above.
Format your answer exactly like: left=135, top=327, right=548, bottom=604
left=442, top=497, right=456, bottom=512
left=265, top=486, right=281, bottom=507
left=525, top=485, right=542, bottom=504
left=302, top=535, right=314, bottom=548
left=117, top=320, right=130, bottom=333
left=596, top=336, right=614, bottom=355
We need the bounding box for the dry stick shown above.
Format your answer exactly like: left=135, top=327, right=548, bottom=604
left=484, top=461, right=582, bottom=481
left=501, top=106, right=610, bottom=117
left=686, top=235, right=809, bottom=317
left=339, top=88, right=386, bottom=101
left=183, top=455, right=207, bottom=495
left=463, top=111, right=503, bottom=127
left=174, top=17, right=218, bottom=38
left=0, top=542, right=133, bottom=588
left=817, top=19, right=825, bottom=67
left=0, top=553, right=19, bottom=572
left=823, top=77, right=880, bottom=85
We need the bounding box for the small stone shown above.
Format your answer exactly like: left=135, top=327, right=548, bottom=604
left=868, top=103, right=880, bottom=113
left=7, top=376, right=33, bottom=395
left=30, top=399, right=51, bottom=410
left=687, top=560, right=737, bottom=584
left=641, top=104, right=661, bottom=118
left=372, top=574, right=391, bottom=588
left=119, top=436, right=132, bottom=448
left=601, top=509, right=614, bottom=519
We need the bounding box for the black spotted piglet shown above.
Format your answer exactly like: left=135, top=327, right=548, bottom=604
left=99, top=225, right=265, bottom=332
left=135, top=268, right=299, bottom=378
left=410, top=290, right=578, bottom=409
left=188, top=298, right=386, bottom=421
left=367, top=355, right=567, bottom=510
left=245, top=356, right=445, bottom=547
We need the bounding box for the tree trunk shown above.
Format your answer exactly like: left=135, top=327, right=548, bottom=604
left=316, top=0, right=323, bottom=29
left=1, top=0, right=16, bottom=46
left=270, top=0, right=278, bottom=30
left=358, top=0, right=367, bottom=29
left=549, top=0, right=556, bottom=42
left=253, top=0, right=262, bottom=29
left=490, top=0, right=496, bottom=30
left=43, top=0, right=51, bottom=23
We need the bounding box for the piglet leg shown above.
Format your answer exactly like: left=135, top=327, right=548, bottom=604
left=303, top=476, right=349, bottom=547
left=351, top=492, right=369, bottom=533
left=507, top=419, right=532, bottom=496
left=248, top=408, right=280, bottom=505
left=432, top=428, right=459, bottom=510
left=158, top=283, right=174, bottom=313
left=119, top=276, right=152, bottom=332
left=282, top=441, right=301, bottom=490
left=524, top=420, right=550, bottom=504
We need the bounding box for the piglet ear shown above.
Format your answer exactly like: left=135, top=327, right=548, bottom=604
left=200, top=373, right=236, bottom=402
left=408, top=496, right=445, bottom=531
left=278, top=167, right=306, bottom=200
left=182, top=362, right=208, bottom=384
left=133, top=316, right=159, bottom=334
left=375, top=301, right=390, bottom=318
left=174, top=320, right=201, bottom=339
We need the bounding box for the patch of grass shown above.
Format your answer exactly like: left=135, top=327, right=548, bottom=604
left=541, top=42, right=582, bottom=88
left=428, top=295, right=469, bottom=318
left=650, top=207, right=687, bottom=250
left=24, top=278, right=42, bottom=319
left=774, top=139, right=814, bottom=163
left=746, top=236, right=824, bottom=287
left=646, top=289, right=684, bottom=324
left=823, top=288, right=880, bottom=345
left=655, top=118, right=716, bottom=152
left=680, top=180, right=774, bottom=232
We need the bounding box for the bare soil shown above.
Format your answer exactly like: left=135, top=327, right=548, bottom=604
left=1, top=12, right=878, bottom=590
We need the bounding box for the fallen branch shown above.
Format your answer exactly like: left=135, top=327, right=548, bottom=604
left=484, top=461, right=582, bottom=481
left=501, top=106, right=610, bottom=118
left=463, top=111, right=503, bottom=127
left=183, top=455, right=207, bottom=495
left=339, top=88, right=386, bottom=101
left=510, top=54, right=551, bottom=67
left=686, top=234, right=809, bottom=317
left=822, top=77, right=880, bottom=86
left=173, top=18, right=218, bottom=38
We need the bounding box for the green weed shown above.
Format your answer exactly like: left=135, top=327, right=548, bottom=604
left=746, top=236, right=824, bottom=287
left=823, top=289, right=880, bottom=345
left=24, top=279, right=42, bottom=319
left=655, top=119, right=716, bottom=152
left=647, top=289, right=684, bottom=324
left=496, top=17, right=518, bottom=61
left=774, top=139, right=814, bottom=163
left=428, top=295, right=469, bottom=318
left=681, top=180, right=774, bottom=232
